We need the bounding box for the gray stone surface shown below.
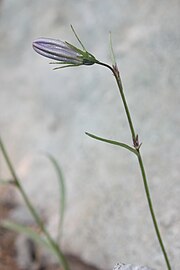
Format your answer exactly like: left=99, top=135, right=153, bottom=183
left=0, top=0, right=180, bottom=269
left=113, top=262, right=153, bottom=270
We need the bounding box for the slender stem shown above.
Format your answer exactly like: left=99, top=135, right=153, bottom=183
left=97, top=61, right=136, bottom=140
left=96, top=62, right=172, bottom=270
left=0, top=137, right=70, bottom=270
left=137, top=151, right=172, bottom=270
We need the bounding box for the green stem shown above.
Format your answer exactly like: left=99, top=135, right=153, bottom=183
left=0, top=137, right=70, bottom=270
left=137, top=151, right=172, bottom=270
left=96, top=61, right=172, bottom=270
left=97, top=61, right=136, bottom=140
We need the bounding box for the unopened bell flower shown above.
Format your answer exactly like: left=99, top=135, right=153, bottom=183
left=32, top=37, right=98, bottom=69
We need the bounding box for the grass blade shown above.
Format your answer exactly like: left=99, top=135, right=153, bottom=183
left=1, top=220, right=57, bottom=255
left=46, top=154, right=66, bottom=242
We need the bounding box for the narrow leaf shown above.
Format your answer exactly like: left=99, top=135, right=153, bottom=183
left=1, top=220, right=55, bottom=254
left=45, top=154, right=66, bottom=242
left=85, top=132, right=138, bottom=155
left=0, top=179, right=14, bottom=185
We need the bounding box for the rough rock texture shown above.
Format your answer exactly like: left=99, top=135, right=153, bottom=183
left=113, top=263, right=153, bottom=270
left=0, top=1, right=179, bottom=270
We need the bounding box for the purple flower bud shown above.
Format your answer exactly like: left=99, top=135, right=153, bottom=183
left=32, top=38, right=84, bottom=65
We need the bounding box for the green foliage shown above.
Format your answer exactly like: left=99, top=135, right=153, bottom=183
left=85, top=132, right=138, bottom=155
left=1, top=220, right=55, bottom=254
left=0, top=136, right=70, bottom=270
left=45, top=154, right=66, bottom=242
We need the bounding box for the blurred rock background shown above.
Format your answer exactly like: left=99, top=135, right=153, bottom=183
left=0, top=0, right=180, bottom=269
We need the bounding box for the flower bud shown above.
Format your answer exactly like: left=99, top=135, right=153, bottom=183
left=32, top=38, right=97, bottom=67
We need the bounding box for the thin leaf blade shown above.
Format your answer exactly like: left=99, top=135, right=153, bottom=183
left=1, top=220, right=56, bottom=254
left=45, top=154, right=66, bottom=241
left=85, top=132, right=138, bottom=155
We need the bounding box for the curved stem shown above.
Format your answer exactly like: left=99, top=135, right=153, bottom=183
left=96, top=61, right=172, bottom=270
left=97, top=61, right=136, bottom=140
